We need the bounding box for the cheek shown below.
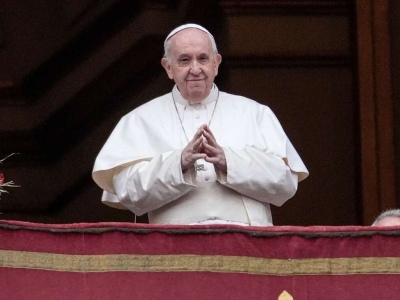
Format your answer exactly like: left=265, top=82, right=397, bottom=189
left=209, top=63, right=218, bottom=75
left=179, top=69, right=191, bottom=80
left=168, top=68, right=184, bottom=81
left=214, top=66, right=218, bottom=76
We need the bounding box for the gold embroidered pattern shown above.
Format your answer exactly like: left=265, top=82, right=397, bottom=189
left=1, top=250, right=400, bottom=275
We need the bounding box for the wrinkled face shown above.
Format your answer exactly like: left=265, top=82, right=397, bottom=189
left=374, top=217, right=400, bottom=226
left=161, top=28, right=222, bottom=103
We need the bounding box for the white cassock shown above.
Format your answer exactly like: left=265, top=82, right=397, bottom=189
left=92, top=85, right=309, bottom=226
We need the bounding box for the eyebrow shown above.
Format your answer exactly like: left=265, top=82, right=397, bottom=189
left=177, top=53, right=210, bottom=59
left=177, top=54, right=190, bottom=59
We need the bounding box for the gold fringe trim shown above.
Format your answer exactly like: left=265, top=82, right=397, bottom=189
left=1, top=250, right=400, bottom=275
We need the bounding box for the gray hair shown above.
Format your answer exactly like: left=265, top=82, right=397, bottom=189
left=163, top=24, right=218, bottom=62
left=372, top=208, right=400, bottom=225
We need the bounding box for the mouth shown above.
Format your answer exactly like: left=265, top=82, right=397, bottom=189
left=187, top=78, right=205, bottom=82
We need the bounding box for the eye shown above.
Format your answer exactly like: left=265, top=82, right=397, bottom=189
left=178, top=57, right=190, bottom=66
left=199, top=55, right=209, bottom=63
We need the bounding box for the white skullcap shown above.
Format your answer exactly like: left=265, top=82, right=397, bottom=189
left=164, top=23, right=213, bottom=42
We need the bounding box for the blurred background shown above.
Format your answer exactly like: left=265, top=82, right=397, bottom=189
left=0, top=0, right=399, bottom=226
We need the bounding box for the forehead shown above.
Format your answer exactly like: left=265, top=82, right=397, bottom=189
left=170, top=28, right=213, bottom=53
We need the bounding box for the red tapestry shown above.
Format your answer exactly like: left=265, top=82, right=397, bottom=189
left=1, top=220, right=400, bottom=300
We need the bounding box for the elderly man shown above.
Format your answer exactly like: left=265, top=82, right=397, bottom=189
left=92, top=23, right=309, bottom=226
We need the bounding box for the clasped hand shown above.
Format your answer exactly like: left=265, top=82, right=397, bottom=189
left=181, top=124, right=227, bottom=172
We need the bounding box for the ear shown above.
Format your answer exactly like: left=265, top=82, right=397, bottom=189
left=214, top=54, right=222, bottom=76
left=161, top=58, right=174, bottom=79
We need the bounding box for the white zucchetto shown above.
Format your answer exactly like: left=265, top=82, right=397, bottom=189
left=164, top=23, right=213, bottom=42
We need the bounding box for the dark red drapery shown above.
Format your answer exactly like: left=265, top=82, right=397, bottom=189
left=1, top=220, right=400, bottom=300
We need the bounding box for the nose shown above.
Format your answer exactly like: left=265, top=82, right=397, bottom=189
left=189, top=60, right=202, bottom=75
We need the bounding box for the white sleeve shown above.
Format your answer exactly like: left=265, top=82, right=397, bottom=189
left=112, top=150, right=196, bottom=216
left=216, top=146, right=298, bottom=207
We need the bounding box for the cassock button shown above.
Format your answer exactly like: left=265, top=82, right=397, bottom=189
left=195, top=114, right=200, bottom=119
left=204, top=176, right=210, bottom=181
